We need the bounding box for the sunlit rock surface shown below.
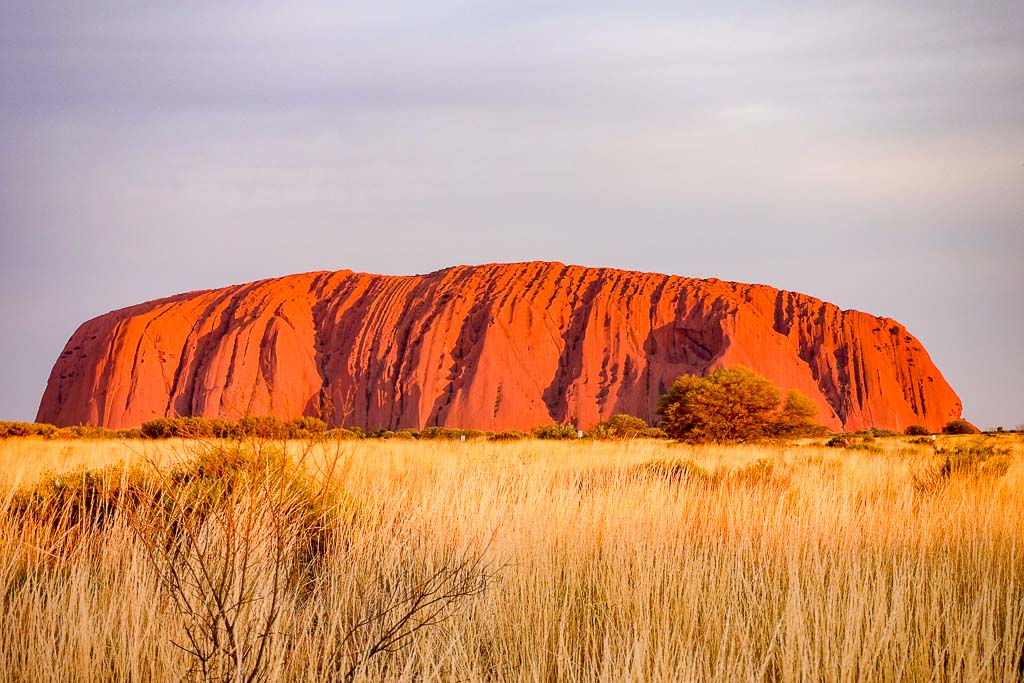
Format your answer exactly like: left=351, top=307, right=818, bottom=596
left=38, top=262, right=961, bottom=431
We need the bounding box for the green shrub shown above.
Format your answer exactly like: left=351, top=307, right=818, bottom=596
left=324, top=428, right=359, bottom=440
left=772, top=391, right=830, bottom=437
left=179, top=444, right=289, bottom=482
left=38, top=423, right=61, bottom=438
left=825, top=436, right=849, bottom=448
left=587, top=414, right=649, bottom=440
left=532, top=424, right=579, bottom=440
left=1, top=421, right=25, bottom=437
left=419, top=427, right=484, bottom=440
left=289, top=416, right=328, bottom=439
left=905, top=424, right=930, bottom=436
left=63, top=425, right=114, bottom=439
left=942, top=419, right=981, bottom=435
left=0, top=421, right=153, bottom=440
left=10, top=464, right=149, bottom=531
left=10, top=444, right=353, bottom=552
left=487, top=430, right=528, bottom=442
left=177, top=417, right=211, bottom=438
left=0, top=421, right=60, bottom=438
left=140, top=417, right=236, bottom=439
left=140, top=418, right=170, bottom=439
left=237, top=416, right=291, bottom=439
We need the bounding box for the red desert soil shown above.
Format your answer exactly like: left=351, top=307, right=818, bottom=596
left=37, top=262, right=961, bottom=431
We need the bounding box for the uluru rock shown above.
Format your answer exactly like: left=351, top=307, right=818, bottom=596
left=37, top=262, right=962, bottom=432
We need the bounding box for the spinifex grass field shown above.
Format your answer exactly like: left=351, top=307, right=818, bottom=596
left=1, top=435, right=1022, bottom=682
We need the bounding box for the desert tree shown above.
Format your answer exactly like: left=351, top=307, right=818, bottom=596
left=657, top=366, right=824, bottom=442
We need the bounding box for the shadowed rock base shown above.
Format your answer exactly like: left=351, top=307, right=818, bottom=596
left=37, top=262, right=961, bottom=431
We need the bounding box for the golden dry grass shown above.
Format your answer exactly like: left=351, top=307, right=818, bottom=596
left=0, top=434, right=1022, bottom=682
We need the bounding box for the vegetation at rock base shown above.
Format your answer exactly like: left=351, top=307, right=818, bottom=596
left=586, top=414, right=667, bottom=440
left=657, top=366, right=828, bottom=443
left=0, top=421, right=144, bottom=439
left=942, top=418, right=982, bottom=435
left=532, top=424, right=580, bottom=440
left=1, top=416, right=666, bottom=442
left=486, top=429, right=529, bottom=441
left=8, top=412, right=1009, bottom=446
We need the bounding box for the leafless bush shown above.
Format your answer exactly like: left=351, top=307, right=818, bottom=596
left=125, top=446, right=320, bottom=681
left=124, top=439, right=493, bottom=681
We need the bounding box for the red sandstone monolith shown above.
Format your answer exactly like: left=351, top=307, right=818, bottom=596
left=37, top=262, right=962, bottom=431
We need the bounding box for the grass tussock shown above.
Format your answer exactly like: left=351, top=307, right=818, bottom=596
left=635, top=456, right=791, bottom=492
left=0, top=435, right=1022, bottom=681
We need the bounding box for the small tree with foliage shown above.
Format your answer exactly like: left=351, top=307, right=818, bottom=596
left=588, top=414, right=649, bottom=439
left=657, top=366, right=824, bottom=443
left=771, top=390, right=827, bottom=437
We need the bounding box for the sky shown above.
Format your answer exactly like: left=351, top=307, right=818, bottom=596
left=0, top=1, right=1021, bottom=428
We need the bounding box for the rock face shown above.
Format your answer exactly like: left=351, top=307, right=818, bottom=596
left=37, top=262, right=962, bottom=432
